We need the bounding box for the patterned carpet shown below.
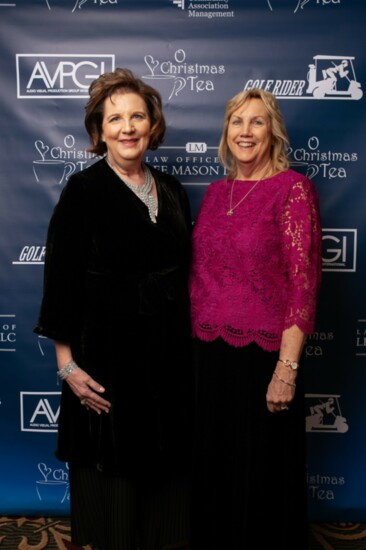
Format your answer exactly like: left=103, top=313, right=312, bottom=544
left=309, top=523, right=366, bottom=550
left=1, top=517, right=366, bottom=549
left=0, top=517, right=77, bottom=550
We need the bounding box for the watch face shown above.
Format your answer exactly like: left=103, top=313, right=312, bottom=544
left=278, top=358, right=299, bottom=370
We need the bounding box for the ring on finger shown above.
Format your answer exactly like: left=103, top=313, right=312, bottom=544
left=280, top=405, right=289, bottom=410
left=80, top=398, right=86, bottom=405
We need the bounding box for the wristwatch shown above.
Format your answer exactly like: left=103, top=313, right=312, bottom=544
left=278, top=358, right=299, bottom=371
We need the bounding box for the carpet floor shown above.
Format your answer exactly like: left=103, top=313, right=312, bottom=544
left=1, top=517, right=366, bottom=549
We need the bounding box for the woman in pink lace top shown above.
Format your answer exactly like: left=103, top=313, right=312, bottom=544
left=189, top=88, right=322, bottom=550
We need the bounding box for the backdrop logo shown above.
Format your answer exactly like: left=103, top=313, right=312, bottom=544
left=243, top=54, right=363, bottom=100
left=171, top=0, right=235, bottom=18
left=16, top=54, right=115, bottom=98
left=143, top=49, right=225, bottom=99
left=288, top=136, right=358, bottom=180
left=46, top=0, right=86, bottom=9
left=306, top=394, right=348, bottom=433
left=356, top=319, right=366, bottom=357
left=21, top=392, right=61, bottom=432
left=288, top=135, right=358, bottom=181
left=268, top=0, right=341, bottom=12
left=12, top=246, right=46, bottom=266
left=322, top=229, right=357, bottom=272
left=36, top=335, right=54, bottom=357
left=32, top=135, right=94, bottom=185
left=145, top=142, right=224, bottom=189
left=45, top=0, right=116, bottom=10
left=0, top=314, right=16, bottom=353
left=36, top=462, right=69, bottom=503
left=304, top=331, right=334, bottom=359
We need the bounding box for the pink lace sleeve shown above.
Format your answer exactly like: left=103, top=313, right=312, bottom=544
left=280, top=179, right=322, bottom=334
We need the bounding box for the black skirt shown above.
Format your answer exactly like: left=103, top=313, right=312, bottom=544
left=69, top=464, right=191, bottom=550
left=190, top=338, right=308, bottom=550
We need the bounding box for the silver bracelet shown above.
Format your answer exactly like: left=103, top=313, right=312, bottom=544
left=58, top=360, right=79, bottom=380
left=273, top=370, right=296, bottom=388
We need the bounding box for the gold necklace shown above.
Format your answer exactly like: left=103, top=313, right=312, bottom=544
left=227, top=173, right=267, bottom=216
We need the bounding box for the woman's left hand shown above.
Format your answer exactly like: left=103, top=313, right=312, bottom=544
left=266, top=366, right=296, bottom=414
left=66, top=366, right=112, bottom=415
left=267, top=325, right=305, bottom=413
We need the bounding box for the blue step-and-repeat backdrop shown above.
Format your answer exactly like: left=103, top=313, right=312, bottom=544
left=0, top=0, right=365, bottom=520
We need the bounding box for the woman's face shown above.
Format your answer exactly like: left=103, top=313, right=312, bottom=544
left=227, top=97, right=272, bottom=176
left=101, top=92, right=152, bottom=167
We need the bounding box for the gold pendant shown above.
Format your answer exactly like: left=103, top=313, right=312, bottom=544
left=227, top=210, right=233, bottom=216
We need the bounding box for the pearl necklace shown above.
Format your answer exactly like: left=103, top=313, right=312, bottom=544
left=106, top=158, right=158, bottom=223
left=227, top=173, right=267, bottom=216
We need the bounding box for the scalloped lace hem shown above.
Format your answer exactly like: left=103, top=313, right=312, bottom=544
left=192, top=326, right=281, bottom=352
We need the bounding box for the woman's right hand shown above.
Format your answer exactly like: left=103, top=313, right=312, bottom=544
left=65, top=367, right=112, bottom=415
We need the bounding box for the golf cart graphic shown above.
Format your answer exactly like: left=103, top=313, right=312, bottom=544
left=306, top=394, right=348, bottom=434
left=307, top=55, right=363, bottom=100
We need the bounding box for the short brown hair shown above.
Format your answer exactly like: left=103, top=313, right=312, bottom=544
left=218, top=88, right=290, bottom=179
left=85, top=68, right=166, bottom=156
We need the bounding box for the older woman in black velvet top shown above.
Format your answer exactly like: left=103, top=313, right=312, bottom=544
left=34, top=68, right=193, bottom=550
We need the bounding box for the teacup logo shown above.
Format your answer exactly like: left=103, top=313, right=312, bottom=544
left=37, top=334, right=53, bottom=357
left=287, top=139, right=321, bottom=180
left=170, top=77, right=186, bottom=97
left=306, top=164, right=319, bottom=179
left=144, top=56, right=165, bottom=79
left=36, top=462, right=69, bottom=503
left=46, top=0, right=87, bottom=11
left=267, top=0, right=311, bottom=12
left=143, top=49, right=223, bottom=100
left=33, top=140, right=75, bottom=185
left=289, top=161, right=319, bottom=180
left=143, top=53, right=185, bottom=100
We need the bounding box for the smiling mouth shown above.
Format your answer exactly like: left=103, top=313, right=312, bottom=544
left=237, top=141, right=256, bottom=148
left=120, top=138, right=139, bottom=146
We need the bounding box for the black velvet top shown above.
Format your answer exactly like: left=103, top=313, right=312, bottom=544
left=34, top=158, right=194, bottom=477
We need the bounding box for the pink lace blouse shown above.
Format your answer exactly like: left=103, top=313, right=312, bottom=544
left=189, top=169, right=322, bottom=351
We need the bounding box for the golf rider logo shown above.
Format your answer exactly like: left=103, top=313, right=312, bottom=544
left=243, top=54, right=363, bottom=100
left=12, top=246, right=46, bottom=266
left=16, top=54, right=115, bottom=99
left=305, top=394, right=348, bottom=433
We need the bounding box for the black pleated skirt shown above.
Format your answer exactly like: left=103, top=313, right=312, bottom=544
left=190, top=338, right=308, bottom=550
left=69, top=464, right=191, bottom=550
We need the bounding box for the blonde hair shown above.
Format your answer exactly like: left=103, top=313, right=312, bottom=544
left=218, top=88, right=290, bottom=179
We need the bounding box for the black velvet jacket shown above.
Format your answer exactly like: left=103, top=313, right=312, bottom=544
left=34, top=158, right=194, bottom=476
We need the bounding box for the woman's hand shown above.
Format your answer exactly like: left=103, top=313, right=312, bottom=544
left=266, top=364, right=296, bottom=414
left=65, top=367, right=112, bottom=415
left=266, top=324, right=306, bottom=413
left=55, top=341, right=111, bottom=415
